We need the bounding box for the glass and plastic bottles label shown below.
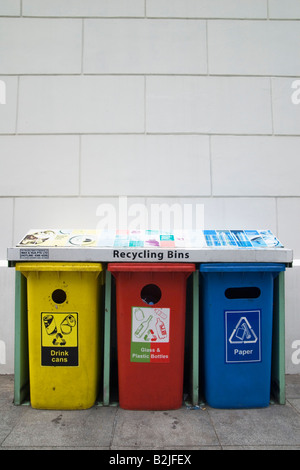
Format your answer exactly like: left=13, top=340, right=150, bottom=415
left=130, top=307, right=170, bottom=363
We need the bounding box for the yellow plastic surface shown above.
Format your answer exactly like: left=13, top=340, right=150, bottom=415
left=16, top=262, right=103, bottom=272
left=16, top=262, right=104, bottom=410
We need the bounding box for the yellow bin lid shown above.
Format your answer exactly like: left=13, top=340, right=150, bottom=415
left=15, top=262, right=104, bottom=272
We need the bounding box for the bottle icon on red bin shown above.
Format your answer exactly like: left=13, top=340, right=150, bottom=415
left=134, top=315, right=153, bottom=338
left=156, top=318, right=167, bottom=339
left=154, top=308, right=167, bottom=320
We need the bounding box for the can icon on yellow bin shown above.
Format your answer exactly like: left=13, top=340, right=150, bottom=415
left=16, top=262, right=104, bottom=410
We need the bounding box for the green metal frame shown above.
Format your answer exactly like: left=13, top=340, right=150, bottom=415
left=13, top=267, right=286, bottom=407
left=102, top=270, right=112, bottom=406
left=191, top=270, right=199, bottom=406
left=271, top=271, right=286, bottom=404
left=14, top=271, right=30, bottom=405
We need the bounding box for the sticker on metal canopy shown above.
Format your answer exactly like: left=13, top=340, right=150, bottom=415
left=20, top=248, right=49, bottom=259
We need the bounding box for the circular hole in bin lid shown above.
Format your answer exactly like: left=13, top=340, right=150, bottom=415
left=141, top=284, right=161, bottom=305
left=52, top=288, right=67, bottom=304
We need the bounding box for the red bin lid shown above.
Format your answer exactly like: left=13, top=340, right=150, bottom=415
left=108, top=263, right=195, bottom=272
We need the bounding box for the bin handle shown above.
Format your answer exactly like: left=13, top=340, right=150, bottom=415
left=225, top=287, right=261, bottom=299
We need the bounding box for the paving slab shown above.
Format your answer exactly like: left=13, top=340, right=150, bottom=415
left=207, top=402, right=300, bottom=448
left=111, top=407, right=220, bottom=450
left=0, top=374, right=14, bottom=408
left=286, top=374, right=300, bottom=398
left=287, top=398, right=300, bottom=414
left=1, top=406, right=117, bottom=449
left=0, top=374, right=300, bottom=450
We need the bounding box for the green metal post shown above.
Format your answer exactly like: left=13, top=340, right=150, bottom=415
left=271, top=270, right=286, bottom=404
left=103, top=270, right=112, bottom=406
left=192, top=270, right=199, bottom=406
left=14, top=270, right=29, bottom=405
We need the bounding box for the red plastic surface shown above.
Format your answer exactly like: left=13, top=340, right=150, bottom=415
left=108, top=263, right=195, bottom=410
left=108, top=262, right=195, bottom=273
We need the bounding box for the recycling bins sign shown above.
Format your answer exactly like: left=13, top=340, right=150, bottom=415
left=130, top=307, right=170, bottom=363
left=225, top=310, right=261, bottom=363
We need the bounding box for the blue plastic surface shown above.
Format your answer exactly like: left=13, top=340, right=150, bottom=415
left=200, top=263, right=286, bottom=273
left=199, top=263, right=286, bottom=409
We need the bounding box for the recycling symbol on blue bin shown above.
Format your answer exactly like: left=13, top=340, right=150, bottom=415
left=229, top=317, right=258, bottom=344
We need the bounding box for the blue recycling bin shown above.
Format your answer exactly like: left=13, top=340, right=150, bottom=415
left=199, top=263, right=285, bottom=409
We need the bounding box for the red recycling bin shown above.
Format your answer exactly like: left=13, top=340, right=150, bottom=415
left=108, top=263, right=195, bottom=410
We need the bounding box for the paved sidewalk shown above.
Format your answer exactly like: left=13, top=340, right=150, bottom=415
left=1, top=374, right=300, bottom=450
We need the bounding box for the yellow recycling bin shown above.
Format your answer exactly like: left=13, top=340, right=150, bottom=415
left=15, top=262, right=104, bottom=410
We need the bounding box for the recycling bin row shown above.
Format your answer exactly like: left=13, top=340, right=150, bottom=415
left=15, top=261, right=285, bottom=411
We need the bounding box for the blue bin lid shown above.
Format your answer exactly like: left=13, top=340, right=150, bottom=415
left=199, top=263, right=286, bottom=273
